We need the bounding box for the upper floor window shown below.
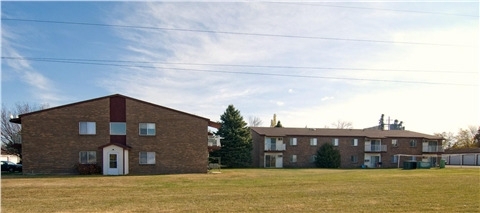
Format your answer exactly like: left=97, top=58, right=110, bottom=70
left=139, top=123, right=156, bottom=136
left=79, top=122, right=96, bottom=135
left=290, top=138, right=297, bottom=146
left=351, top=139, right=358, bottom=146
left=410, top=140, right=417, bottom=147
left=310, top=138, right=317, bottom=146
left=110, top=122, right=126, bottom=135
left=332, top=138, right=339, bottom=146
left=392, top=139, right=398, bottom=147
left=79, top=151, right=96, bottom=164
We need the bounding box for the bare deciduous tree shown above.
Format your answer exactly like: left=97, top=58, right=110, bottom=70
left=1, top=103, right=49, bottom=159
left=248, top=116, right=263, bottom=127
left=331, top=120, right=353, bottom=129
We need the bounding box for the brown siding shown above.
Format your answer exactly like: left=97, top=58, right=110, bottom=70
left=125, top=99, right=208, bottom=174
left=22, top=98, right=110, bottom=174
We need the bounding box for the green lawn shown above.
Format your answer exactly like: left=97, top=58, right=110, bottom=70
left=1, top=168, right=479, bottom=212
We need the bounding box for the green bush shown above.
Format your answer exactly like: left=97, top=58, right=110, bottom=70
left=74, top=163, right=101, bottom=175
left=315, top=143, right=341, bottom=168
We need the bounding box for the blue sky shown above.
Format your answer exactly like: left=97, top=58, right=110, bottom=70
left=1, top=1, right=478, bottom=134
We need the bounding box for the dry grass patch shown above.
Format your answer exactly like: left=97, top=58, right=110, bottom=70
left=1, top=168, right=479, bottom=212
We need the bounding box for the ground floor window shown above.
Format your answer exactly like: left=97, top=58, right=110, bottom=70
left=351, top=155, right=358, bottom=163
left=290, top=155, right=297, bottom=163
left=139, top=152, right=156, bottom=164
left=79, top=151, right=96, bottom=164
left=391, top=155, right=398, bottom=163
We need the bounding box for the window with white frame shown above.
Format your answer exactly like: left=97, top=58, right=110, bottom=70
left=110, top=122, right=126, bottom=135
left=391, top=155, right=398, bottom=163
left=139, top=152, right=156, bottom=164
left=392, top=139, right=398, bottom=147
left=79, top=122, right=96, bottom=135
left=139, top=123, right=156, bottom=136
left=290, top=155, right=297, bottom=163
left=351, top=155, right=358, bottom=163
left=410, top=139, right=417, bottom=147
left=332, top=138, right=339, bottom=146
left=310, top=138, right=317, bottom=146
left=290, top=138, right=297, bottom=146
left=79, top=151, right=96, bottom=164
left=310, top=155, right=317, bottom=163
left=351, top=138, right=358, bottom=146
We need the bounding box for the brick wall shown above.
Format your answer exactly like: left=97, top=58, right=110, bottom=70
left=22, top=98, right=110, bottom=174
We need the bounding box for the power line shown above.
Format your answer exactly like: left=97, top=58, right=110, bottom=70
left=273, top=2, right=479, bottom=18
left=1, top=18, right=474, bottom=48
left=2, top=57, right=476, bottom=87
left=2, top=56, right=476, bottom=74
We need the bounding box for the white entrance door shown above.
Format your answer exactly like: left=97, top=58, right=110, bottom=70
left=107, top=152, right=119, bottom=175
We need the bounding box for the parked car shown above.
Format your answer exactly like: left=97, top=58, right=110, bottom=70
left=1, top=161, right=22, bottom=172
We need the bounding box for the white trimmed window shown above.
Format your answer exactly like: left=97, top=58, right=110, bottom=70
left=290, top=138, right=297, bottom=146
left=291, top=155, right=297, bottom=163
left=139, top=123, right=156, bottom=136
left=351, top=155, right=358, bottom=163
left=139, top=152, right=155, bottom=164
left=79, top=122, right=96, bottom=135
left=110, top=122, right=126, bottom=135
left=310, top=138, right=317, bottom=146
left=392, top=139, right=398, bottom=147
left=79, top=151, right=96, bottom=164
left=351, top=139, right=358, bottom=146
left=332, top=138, right=339, bottom=146
left=410, top=140, right=417, bottom=147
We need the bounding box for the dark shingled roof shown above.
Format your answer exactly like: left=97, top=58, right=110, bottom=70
left=251, top=127, right=442, bottom=140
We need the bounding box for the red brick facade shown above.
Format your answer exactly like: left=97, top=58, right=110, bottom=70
left=17, top=94, right=211, bottom=175
left=252, top=127, right=443, bottom=169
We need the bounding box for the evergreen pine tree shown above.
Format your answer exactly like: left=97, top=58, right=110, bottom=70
left=210, top=105, right=252, bottom=168
left=315, top=143, right=341, bottom=168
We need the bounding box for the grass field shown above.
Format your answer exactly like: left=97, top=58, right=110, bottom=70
left=1, top=168, right=479, bottom=212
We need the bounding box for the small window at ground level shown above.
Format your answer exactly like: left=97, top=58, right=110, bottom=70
left=291, top=155, right=297, bottom=163
left=79, top=151, right=96, bottom=164
left=139, top=123, right=156, bottom=136
left=391, top=155, right=398, bottom=163
left=139, top=152, right=155, bottom=164
left=79, top=122, right=96, bottom=135
left=351, top=155, right=358, bottom=163
left=310, top=155, right=317, bottom=163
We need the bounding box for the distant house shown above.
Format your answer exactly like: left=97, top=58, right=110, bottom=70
left=1, top=148, right=20, bottom=163
left=251, top=127, right=444, bottom=168
left=10, top=94, right=220, bottom=175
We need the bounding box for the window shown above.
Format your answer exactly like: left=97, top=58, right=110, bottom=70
left=351, top=139, right=358, bottom=146
left=332, top=138, right=339, bottom=146
left=392, top=139, right=398, bottom=147
left=79, top=122, right=96, bottom=135
left=411, top=156, right=416, bottom=161
left=310, top=155, right=317, bottom=163
left=139, top=123, right=156, bottom=136
left=110, top=122, right=126, bottom=135
left=290, top=155, right=297, bottom=163
left=139, top=152, right=155, bottom=164
left=290, top=138, right=297, bottom=146
left=79, top=151, right=96, bottom=164
left=391, top=155, right=398, bottom=163
left=351, top=155, right=358, bottom=163
left=410, top=140, right=417, bottom=147
left=310, top=138, right=317, bottom=146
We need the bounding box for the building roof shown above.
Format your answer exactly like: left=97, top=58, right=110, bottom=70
left=251, top=127, right=442, bottom=140
left=9, top=94, right=215, bottom=126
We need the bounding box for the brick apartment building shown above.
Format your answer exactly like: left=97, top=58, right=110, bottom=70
left=251, top=127, right=444, bottom=168
left=10, top=94, right=220, bottom=175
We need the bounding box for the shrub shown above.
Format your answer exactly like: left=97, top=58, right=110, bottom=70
left=74, top=163, right=101, bottom=175
left=315, top=143, right=341, bottom=168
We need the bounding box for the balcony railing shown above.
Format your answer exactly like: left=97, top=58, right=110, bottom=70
left=208, top=137, right=221, bottom=147
left=364, top=145, right=387, bottom=152
left=265, top=143, right=286, bottom=151
left=422, top=145, right=444, bottom=152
